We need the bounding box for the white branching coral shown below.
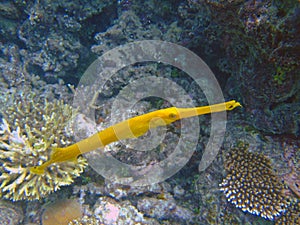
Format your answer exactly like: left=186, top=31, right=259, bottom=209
left=0, top=93, right=87, bottom=200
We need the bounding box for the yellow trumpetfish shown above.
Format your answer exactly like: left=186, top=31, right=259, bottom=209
left=30, top=100, right=241, bottom=174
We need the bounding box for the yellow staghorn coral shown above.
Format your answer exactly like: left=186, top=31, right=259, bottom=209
left=219, top=143, right=290, bottom=220
left=0, top=92, right=87, bottom=200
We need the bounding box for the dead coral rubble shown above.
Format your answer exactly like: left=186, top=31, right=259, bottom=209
left=219, top=143, right=290, bottom=220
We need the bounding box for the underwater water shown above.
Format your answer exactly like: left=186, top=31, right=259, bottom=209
left=0, top=0, right=299, bottom=224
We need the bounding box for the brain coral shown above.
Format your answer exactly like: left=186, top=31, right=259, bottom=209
left=0, top=92, right=87, bottom=200
left=219, top=143, right=290, bottom=220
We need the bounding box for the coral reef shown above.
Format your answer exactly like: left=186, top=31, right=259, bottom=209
left=91, top=9, right=185, bottom=55
left=0, top=200, right=24, bottom=225
left=192, top=152, right=259, bottom=225
left=0, top=42, right=73, bottom=105
left=0, top=0, right=299, bottom=224
left=72, top=194, right=161, bottom=224
left=137, top=193, right=195, bottom=223
left=1, top=0, right=298, bottom=137
left=68, top=216, right=99, bottom=225
left=73, top=180, right=173, bottom=202
left=280, top=143, right=300, bottom=198
left=42, top=199, right=83, bottom=225
left=0, top=92, right=87, bottom=200
left=73, top=180, right=196, bottom=224
left=281, top=159, right=300, bottom=197
left=9, top=0, right=115, bottom=81
left=0, top=2, right=20, bottom=43
left=0, top=43, right=29, bottom=90
left=100, top=198, right=160, bottom=224
left=188, top=0, right=300, bottom=136
left=0, top=0, right=116, bottom=83
left=219, top=143, right=290, bottom=220
left=275, top=201, right=300, bottom=225
left=22, top=201, right=42, bottom=225
left=90, top=0, right=300, bottom=137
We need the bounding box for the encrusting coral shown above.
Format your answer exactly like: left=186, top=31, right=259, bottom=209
left=0, top=92, right=87, bottom=201
left=219, top=143, right=290, bottom=220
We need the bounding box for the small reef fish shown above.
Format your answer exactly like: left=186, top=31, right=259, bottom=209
left=30, top=100, right=241, bottom=174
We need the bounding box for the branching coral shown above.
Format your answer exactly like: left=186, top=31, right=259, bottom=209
left=0, top=92, right=87, bottom=201
left=219, top=143, right=290, bottom=220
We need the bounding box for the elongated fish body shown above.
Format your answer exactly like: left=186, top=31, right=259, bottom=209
left=30, top=100, right=241, bottom=174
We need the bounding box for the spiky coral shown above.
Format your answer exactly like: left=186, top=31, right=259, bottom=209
left=0, top=92, right=87, bottom=200
left=219, top=143, right=290, bottom=220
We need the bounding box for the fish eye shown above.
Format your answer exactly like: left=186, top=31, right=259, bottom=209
left=169, top=113, right=177, bottom=119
